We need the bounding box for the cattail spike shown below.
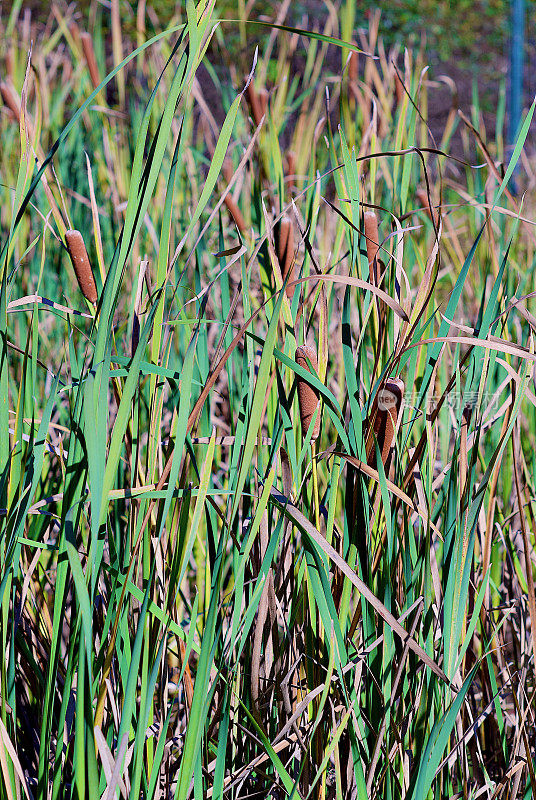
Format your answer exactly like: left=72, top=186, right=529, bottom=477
left=258, top=87, right=268, bottom=118
left=277, top=215, right=295, bottom=297
left=285, top=149, right=296, bottom=193
left=6, top=45, right=15, bottom=82
left=0, top=81, right=21, bottom=122
left=246, top=82, right=262, bottom=127
left=65, top=230, right=98, bottom=304
left=416, top=187, right=440, bottom=226
left=221, top=158, right=246, bottom=231
left=69, top=20, right=82, bottom=49
left=295, top=345, right=321, bottom=442
left=365, top=379, right=404, bottom=468
left=80, top=32, right=101, bottom=90
left=394, top=70, right=405, bottom=105
left=222, top=157, right=233, bottom=185
left=348, top=45, right=358, bottom=83
left=224, top=194, right=246, bottom=233
left=363, top=210, right=380, bottom=284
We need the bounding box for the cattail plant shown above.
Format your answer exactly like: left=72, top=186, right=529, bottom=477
left=365, top=378, right=404, bottom=468
left=80, top=31, right=101, bottom=90
left=246, top=82, right=267, bottom=127
left=295, top=345, right=321, bottom=442
left=69, top=20, right=82, bottom=49
left=364, top=209, right=380, bottom=284
left=277, top=215, right=295, bottom=297
left=394, top=68, right=405, bottom=106
left=65, top=230, right=98, bottom=304
left=258, top=87, right=268, bottom=118
left=5, top=44, right=14, bottom=83
left=416, top=186, right=440, bottom=226
left=348, top=45, right=358, bottom=84
left=285, top=149, right=296, bottom=193
left=221, top=158, right=246, bottom=232
left=0, top=80, right=21, bottom=122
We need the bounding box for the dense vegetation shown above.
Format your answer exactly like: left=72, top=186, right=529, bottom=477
left=1, top=1, right=535, bottom=798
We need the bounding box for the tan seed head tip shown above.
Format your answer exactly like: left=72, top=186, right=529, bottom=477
left=295, top=345, right=318, bottom=372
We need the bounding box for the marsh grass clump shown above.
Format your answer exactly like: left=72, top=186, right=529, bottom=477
left=1, top=3, right=535, bottom=800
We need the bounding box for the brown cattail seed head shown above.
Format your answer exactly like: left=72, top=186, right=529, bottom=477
left=348, top=45, right=358, bottom=83
left=222, top=156, right=233, bottom=184
left=366, top=378, right=404, bottom=468
left=69, top=20, right=82, bottom=48
left=65, top=230, right=98, bottom=304
left=0, top=81, right=21, bottom=122
left=246, top=82, right=264, bottom=128
left=363, top=210, right=380, bottom=283
left=258, top=87, right=268, bottom=118
left=295, top=345, right=321, bottom=442
left=277, top=215, right=295, bottom=297
left=394, top=70, right=405, bottom=105
left=221, top=158, right=245, bottom=230
left=285, top=149, right=296, bottom=192
left=6, top=45, right=15, bottom=82
left=416, top=187, right=439, bottom=226
left=224, top=194, right=246, bottom=233
left=80, top=31, right=101, bottom=90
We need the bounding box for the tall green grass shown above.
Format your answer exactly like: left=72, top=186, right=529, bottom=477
left=0, top=2, right=535, bottom=798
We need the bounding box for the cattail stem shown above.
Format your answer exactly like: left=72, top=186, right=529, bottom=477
left=295, top=345, right=321, bottom=442
left=65, top=230, right=98, bottom=304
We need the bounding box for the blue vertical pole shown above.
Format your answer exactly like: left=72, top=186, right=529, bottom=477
left=509, top=0, right=525, bottom=191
